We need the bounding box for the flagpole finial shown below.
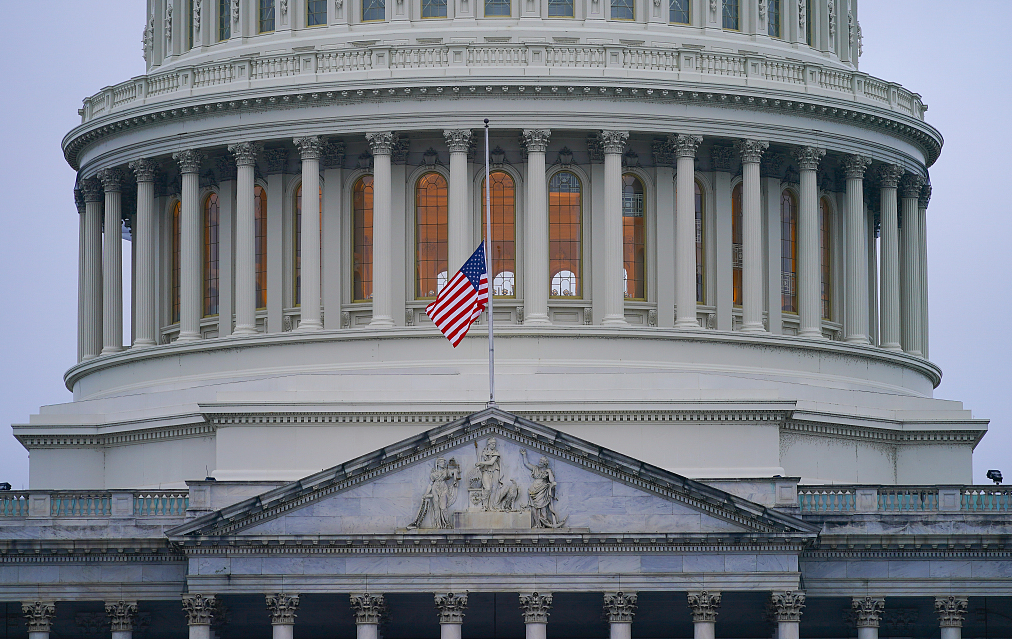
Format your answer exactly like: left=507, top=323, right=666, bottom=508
left=484, top=118, right=490, bottom=126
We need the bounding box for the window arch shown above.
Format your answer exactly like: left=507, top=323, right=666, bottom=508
left=549, top=171, right=582, bottom=298
left=294, top=183, right=323, bottom=307
left=820, top=196, right=833, bottom=320
left=171, top=201, right=181, bottom=323
left=353, top=176, right=374, bottom=302
left=481, top=170, right=517, bottom=298
left=781, top=189, right=799, bottom=314
left=203, top=193, right=220, bottom=317
left=695, top=179, right=705, bottom=304
left=622, top=173, right=645, bottom=300
left=732, top=182, right=743, bottom=307
left=255, top=185, right=268, bottom=310
left=416, top=172, right=448, bottom=299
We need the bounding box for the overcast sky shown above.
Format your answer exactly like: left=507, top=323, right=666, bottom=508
left=0, top=1, right=1009, bottom=488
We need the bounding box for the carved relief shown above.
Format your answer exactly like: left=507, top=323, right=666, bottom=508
left=758, top=0, right=767, bottom=23
left=165, top=2, right=173, bottom=46
left=770, top=591, right=806, bottom=622
left=519, top=593, right=553, bottom=623
left=878, top=164, right=904, bottom=189
left=710, top=146, right=734, bottom=172
left=407, top=457, right=461, bottom=529
left=23, top=602, right=56, bottom=633
left=229, top=141, right=263, bottom=167
left=143, top=17, right=154, bottom=63
left=604, top=592, right=637, bottom=622
left=827, top=0, right=836, bottom=42
left=792, top=146, right=825, bottom=172
left=366, top=132, right=396, bottom=156
left=519, top=449, right=567, bottom=528
left=798, top=0, right=805, bottom=35
left=173, top=149, right=205, bottom=174
left=735, top=139, right=769, bottom=164
left=687, top=591, right=721, bottom=622
left=106, top=601, right=138, bottom=631
left=444, top=129, right=473, bottom=154
left=182, top=594, right=217, bottom=626
left=934, top=596, right=967, bottom=628
left=435, top=593, right=468, bottom=624
left=474, top=437, right=520, bottom=512
left=851, top=597, right=884, bottom=629
left=266, top=593, right=300, bottom=625
left=708, top=0, right=717, bottom=21
left=841, top=154, right=871, bottom=180
left=193, top=1, right=201, bottom=40
left=350, top=594, right=386, bottom=624
left=231, top=0, right=240, bottom=25
left=522, top=129, right=551, bottom=154
left=264, top=149, right=289, bottom=174
left=599, top=130, right=629, bottom=154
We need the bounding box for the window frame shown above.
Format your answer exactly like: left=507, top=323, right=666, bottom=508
left=669, top=0, right=689, bottom=24
left=421, top=0, right=448, bottom=18
left=219, top=0, right=232, bottom=40
left=351, top=174, right=375, bottom=303
left=548, top=169, right=584, bottom=299
left=307, top=0, right=328, bottom=26
left=694, top=178, right=706, bottom=305
left=780, top=187, right=799, bottom=315
left=722, top=0, right=739, bottom=31
left=258, top=0, right=276, bottom=32
left=483, top=0, right=511, bottom=18
left=547, top=0, right=575, bottom=18
left=480, top=170, right=519, bottom=299
left=731, top=181, right=743, bottom=308
left=621, top=172, right=647, bottom=302
left=202, top=191, right=220, bottom=318
left=610, top=0, right=635, bottom=21
left=254, top=183, right=268, bottom=310
left=820, top=195, right=833, bottom=321
left=767, top=0, right=781, bottom=38
left=414, top=171, right=450, bottom=300
left=170, top=199, right=182, bottom=324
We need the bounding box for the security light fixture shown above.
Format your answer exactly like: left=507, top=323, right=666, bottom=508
left=987, top=469, right=1003, bottom=485
left=0, top=482, right=10, bottom=491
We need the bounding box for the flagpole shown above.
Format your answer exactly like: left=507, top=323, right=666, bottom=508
left=484, top=118, right=496, bottom=408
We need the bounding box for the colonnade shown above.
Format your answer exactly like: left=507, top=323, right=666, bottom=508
left=75, top=129, right=932, bottom=361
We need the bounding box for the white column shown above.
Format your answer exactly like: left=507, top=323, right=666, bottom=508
left=129, top=159, right=158, bottom=347
left=604, top=592, right=636, bottom=639
left=935, top=596, right=967, bottom=639
left=173, top=149, right=205, bottom=342
left=444, top=130, right=474, bottom=273
left=674, top=134, right=703, bottom=329
left=654, top=155, right=675, bottom=328
left=867, top=202, right=879, bottom=345
left=294, top=136, right=324, bottom=331
left=736, top=139, right=769, bottom=332
left=366, top=133, right=395, bottom=327
left=229, top=142, right=261, bottom=336
left=322, top=142, right=346, bottom=329
left=264, top=149, right=287, bottom=333
left=687, top=591, right=720, bottom=639
left=76, top=190, right=86, bottom=361
left=842, top=155, right=871, bottom=344
left=98, top=168, right=124, bottom=354
left=794, top=146, right=826, bottom=338
left=81, top=179, right=104, bottom=360
left=106, top=600, right=139, bottom=639
left=520, top=592, right=552, bottom=639
left=713, top=161, right=733, bottom=331
left=267, top=593, right=300, bottom=639
left=523, top=129, right=551, bottom=325
left=351, top=594, right=386, bottom=639
left=852, top=597, right=884, bottom=639
left=919, top=184, right=931, bottom=358
left=601, top=130, right=629, bottom=326
left=182, top=594, right=216, bottom=639
left=22, top=601, right=55, bottom=639
left=878, top=164, right=903, bottom=351
left=435, top=592, right=468, bottom=639
left=770, top=591, right=805, bottom=639
left=899, top=173, right=924, bottom=356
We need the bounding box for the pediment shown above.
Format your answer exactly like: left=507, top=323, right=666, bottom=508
left=168, top=408, right=818, bottom=541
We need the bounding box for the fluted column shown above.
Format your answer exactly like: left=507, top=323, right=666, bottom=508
left=674, top=134, right=703, bottom=329
left=852, top=597, right=884, bottom=639
left=98, top=168, right=124, bottom=354
left=81, top=179, right=104, bottom=360
left=267, top=593, right=300, bottom=639
left=366, top=133, right=395, bottom=327
left=444, top=130, right=473, bottom=273
left=106, top=600, right=139, bottom=639
left=794, top=146, right=826, bottom=338
left=919, top=184, right=931, bottom=358
left=604, top=592, right=637, bottom=639
left=878, top=164, right=904, bottom=350
left=435, top=592, right=468, bottom=639
left=842, top=155, right=871, bottom=344
left=935, top=596, right=967, bottom=639
left=351, top=594, right=386, bottom=639
left=520, top=592, right=552, bottom=639
left=687, top=591, right=720, bottom=639
left=770, top=591, right=805, bottom=639
left=899, top=173, right=924, bottom=356
left=294, top=136, right=324, bottom=331
left=601, top=130, right=629, bottom=326
left=173, top=149, right=205, bottom=342
left=128, top=160, right=157, bottom=346
left=736, top=139, right=769, bottom=332
left=228, top=142, right=261, bottom=336
left=22, top=601, right=55, bottom=639
left=182, top=594, right=216, bottom=639
left=522, top=129, right=551, bottom=325
left=76, top=189, right=86, bottom=361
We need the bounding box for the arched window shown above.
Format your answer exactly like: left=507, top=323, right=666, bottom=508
left=781, top=189, right=798, bottom=314
left=731, top=182, right=742, bottom=307
left=549, top=171, right=582, bottom=298
left=695, top=180, right=705, bottom=304
left=481, top=171, right=517, bottom=297
left=171, top=201, right=181, bottom=323
left=203, top=193, right=220, bottom=317
left=254, top=185, right=268, bottom=310
left=353, top=176, right=374, bottom=302
left=821, top=196, right=832, bottom=320
left=294, top=183, right=323, bottom=306
left=416, top=172, right=448, bottom=299
left=622, top=174, right=645, bottom=300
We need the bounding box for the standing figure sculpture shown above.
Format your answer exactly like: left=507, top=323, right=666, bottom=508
left=407, top=458, right=460, bottom=529
left=475, top=437, right=503, bottom=511
left=519, top=449, right=568, bottom=528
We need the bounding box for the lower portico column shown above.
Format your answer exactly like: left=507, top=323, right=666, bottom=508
left=106, top=600, right=139, bottom=639
left=851, top=597, right=884, bottom=639
left=435, top=592, right=468, bottom=639
left=22, top=601, right=55, bottom=639
left=687, top=591, right=721, bottom=639
left=182, top=594, right=217, bottom=639
left=770, top=591, right=805, bottom=639
left=604, top=592, right=637, bottom=639
left=351, top=593, right=387, bottom=639
left=266, top=593, right=300, bottom=639
left=935, top=596, right=968, bottom=639
left=519, top=592, right=553, bottom=639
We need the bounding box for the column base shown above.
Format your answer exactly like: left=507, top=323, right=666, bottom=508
left=296, top=320, right=323, bottom=332
left=798, top=329, right=826, bottom=339
left=845, top=335, right=870, bottom=345
left=740, top=323, right=766, bottom=333
left=232, top=326, right=258, bottom=337
left=524, top=313, right=551, bottom=326
left=132, top=339, right=157, bottom=347
left=904, top=348, right=923, bottom=357
left=176, top=332, right=202, bottom=343
left=880, top=342, right=902, bottom=351
left=674, top=319, right=702, bottom=330
left=100, top=345, right=124, bottom=355
left=601, top=315, right=628, bottom=327
left=369, top=316, right=395, bottom=328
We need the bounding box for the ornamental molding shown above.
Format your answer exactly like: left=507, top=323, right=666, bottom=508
left=434, top=592, right=468, bottom=624
left=16, top=421, right=215, bottom=449
left=182, top=594, right=217, bottom=626
left=604, top=592, right=637, bottom=622
left=322, top=139, right=347, bottom=168
left=97, top=167, right=124, bottom=192
left=770, top=590, right=805, bottom=622
left=735, top=139, right=769, bottom=164
left=919, top=183, right=931, bottom=209
left=105, top=600, right=139, bottom=631
left=783, top=419, right=985, bottom=445
left=519, top=592, right=552, bottom=623
left=229, top=141, right=263, bottom=167
left=599, top=130, right=629, bottom=154
left=443, top=129, right=473, bottom=154
left=877, top=163, right=904, bottom=189
left=841, top=154, right=871, bottom=179
left=215, top=155, right=238, bottom=181
left=294, top=136, right=324, bottom=160
left=22, top=602, right=56, bottom=633
left=687, top=591, right=721, bottom=622
left=671, top=134, right=703, bottom=159
left=934, top=596, right=967, bottom=628
left=899, top=173, right=925, bottom=199
left=521, top=129, right=551, bottom=154
left=266, top=593, right=300, bottom=625
left=173, top=149, right=204, bottom=174
left=710, top=146, right=735, bottom=172
left=81, top=177, right=105, bottom=202
left=792, top=146, right=825, bottom=172
left=366, top=131, right=396, bottom=155
left=129, top=158, right=158, bottom=182
left=351, top=593, right=386, bottom=624
left=851, top=597, right=884, bottom=628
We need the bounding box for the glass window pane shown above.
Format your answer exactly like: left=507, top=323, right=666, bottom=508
left=481, top=171, right=517, bottom=298
left=416, top=173, right=449, bottom=299
left=549, top=171, right=582, bottom=298
left=294, top=184, right=323, bottom=307
left=308, top=0, right=327, bottom=25
left=172, top=202, right=181, bottom=323
left=669, top=0, right=688, bottom=23
left=611, top=0, right=634, bottom=20
left=722, top=0, right=738, bottom=30
left=806, top=0, right=813, bottom=45
left=695, top=180, right=705, bottom=304
left=362, top=0, right=385, bottom=20
left=203, top=194, right=220, bottom=317
left=548, top=0, right=574, bottom=17
left=422, top=0, right=447, bottom=18
left=732, top=183, right=742, bottom=307
left=821, top=197, right=832, bottom=320
left=781, top=190, right=798, bottom=313
left=353, top=177, right=374, bottom=302
left=622, top=174, right=645, bottom=301
left=219, top=0, right=231, bottom=39
left=255, top=186, right=268, bottom=309
left=768, top=0, right=781, bottom=37
left=187, top=0, right=195, bottom=49
left=484, top=0, right=511, bottom=17
left=259, top=0, right=275, bottom=32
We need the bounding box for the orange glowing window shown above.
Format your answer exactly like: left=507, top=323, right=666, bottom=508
left=203, top=193, right=220, bottom=317
left=481, top=171, right=517, bottom=298
left=353, top=176, right=374, bottom=302
left=549, top=171, right=582, bottom=298
left=416, top=173, right=448, bottom=299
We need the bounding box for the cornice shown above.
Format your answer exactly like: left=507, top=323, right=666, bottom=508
left=783, top=420, right=987, bottom=446
left=15, top=423, right=215, bottom=450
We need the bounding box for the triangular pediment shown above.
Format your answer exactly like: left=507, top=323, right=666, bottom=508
left=167, top=408, right=818, bottom=541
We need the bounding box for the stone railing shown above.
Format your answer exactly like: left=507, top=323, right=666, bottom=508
left=0, top=490, right=189, bottom=519
left=78, top=44, right=926, bottom=124
left=798, top=485, right=1012, bottom=514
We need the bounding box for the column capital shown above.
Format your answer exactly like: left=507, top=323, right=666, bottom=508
left=686, top=591, right=721, bottom=623
left=294, top=136, right=324, bottom=160
left=105, top=600, right=138, bottom=632
left=842, top=154, right=872, bottom=179
left=878, top=164, right=904, bottom=189
left=229, top=141, right=263, bottom=167
left=173, top=149, right=205, bottom=174
left=770, top=590, right=805, bottom=622
left=603, top=592, right=637, bottom=623
left=735, top=139, right=769, bottom=164
left=900, top=173, right=925, bottom=199
left=521, top=129, right=552, bottom=154
left=443, top=129, right=474, bottom=153
left=351, top=593, right=386, bottom=624
left=599, top=130, right=629, bottom=154
left=851, top=596, right=884, bottom=628
left=129, top=158, right=158, bottom=182
left=81, top=177, right=105, bottom=202
left=264, top=148, right=289, bottom=174
left=366, top=132, right=396, bottom=156
left=919, top=183, right=932, bottom=209
left=792, top=146, right=826, bottom=171
left=434, top=592, right=468, bottom=624
left=519, top=592, right=553, bottom=623
left=97, top=167, right=124, bottom=192
left=22, top=601, right=56, bottom=633
left=934, top=596, right=968, bottom=628
left=182, top=593, right=217, bottom=626
left=671, top=134, right=703, bottom=158
left=266, top=593, right=300, bottom=625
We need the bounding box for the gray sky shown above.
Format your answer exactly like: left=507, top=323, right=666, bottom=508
left=0, top=1, right=1008, bottom=488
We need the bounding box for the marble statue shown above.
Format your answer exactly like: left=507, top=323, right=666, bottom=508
left=519, top=449, right=567, bottom=528
left=407, top=458, right=460, bottom=529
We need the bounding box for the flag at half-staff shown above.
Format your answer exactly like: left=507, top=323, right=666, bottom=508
left=425, top=243, right=489, bottom=347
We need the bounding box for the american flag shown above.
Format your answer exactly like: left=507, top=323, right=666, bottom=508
left=425, top=244, right=489, bottom=347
